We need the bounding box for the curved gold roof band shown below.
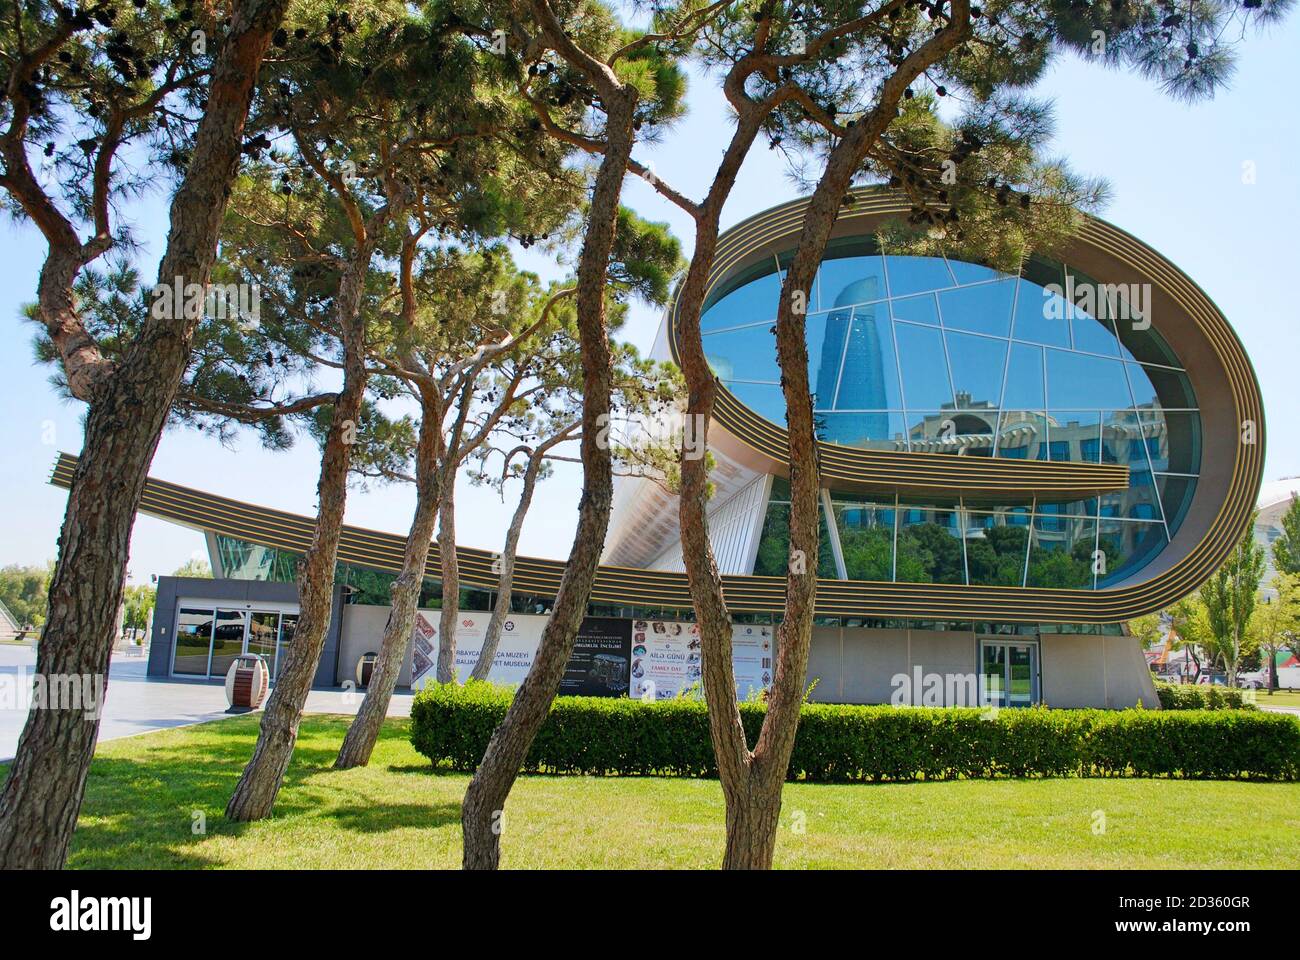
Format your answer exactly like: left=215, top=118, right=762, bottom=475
left=660, top=190, right=1265, bottom=618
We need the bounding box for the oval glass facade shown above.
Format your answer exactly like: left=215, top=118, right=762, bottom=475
left=700, top=237, right=1201, bottom=589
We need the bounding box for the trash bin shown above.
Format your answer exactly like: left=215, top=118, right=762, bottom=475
left=225, top=654, right=269, bottom=709
left=356, top=652, right=379, bottom=688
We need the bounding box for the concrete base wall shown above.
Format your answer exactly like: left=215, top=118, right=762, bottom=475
left=337, top=604, right=414, bottom=688
left=807, top=627, right=980, bottom=706
left=1041, top=632, right=1160, bottom=709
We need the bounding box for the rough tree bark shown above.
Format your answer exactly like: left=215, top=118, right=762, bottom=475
left=460, top=2, right=636, bottom=868
left=225, top=249, right=373, bottom=820
left=334, top=392, right=441, bottom=768
left=675, top=6, right=972, bottom=868
left=0, top=0, right=291, bottom=869
left=470, top=428, right=575, bottom=681
left=435, top=485, right=461, bottom=683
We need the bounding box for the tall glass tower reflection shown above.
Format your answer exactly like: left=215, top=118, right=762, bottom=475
left=814, top=275, right=889, bottom=444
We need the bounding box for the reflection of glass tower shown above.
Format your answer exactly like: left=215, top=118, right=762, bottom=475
left=814, top=276, right=888, bottom=444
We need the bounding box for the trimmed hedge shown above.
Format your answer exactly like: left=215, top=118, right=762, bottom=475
left=410, top=681, right=1300, bottom=782
left=1154, top=681, right=1256, bottom=711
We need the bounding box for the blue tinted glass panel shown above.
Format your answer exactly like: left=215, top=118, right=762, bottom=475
left=1037, top=497, right=1099, bottom=520
left=908, top=410, right=997, bottom=455
left=1156, top=474, right=1197, bottom=532
left=946, top=332, right=1007, bottom=408
left=832, top=501, right=895, bottom=581
left=1127, top=363, right=1194, bottom=409
left=816, top=411, right=908, bottom=449
left=817, top=256, right=887, bottom=311
left=965, top=513, right=1030, bottom=587
left=1047, top=411, right=1102, bottom=463
left=896, top=504, right=965, bottom=584
left=836, top=304, right=901, bottom=409
left=896, top=322, right=953, bottom=409
left=938, top=279, right=1016, bottom=337
left=1096, top=519, right=1167, bottom=587
left=995, top=411, right=1048, bottom=460
left=1012, top=279, right=1071, bottom=347
left=1046, top=350, right=1134, bottom=409
left=1071, top=310, right=1121, bottom=357
left=886, top=256, right=955, bottom=296
left=890, top=293, right=940, bottom=326
left=948, top=260, right=1004, bottom=285
left=1100, top=409, right=1147, bottom=465
left=1102, top=468, right=1162, bottom=522
left=806, top=308, right=844, bottom=410
left=1141, top=409, right=1201, bottom=475
left=702, top=271, right=780, bottom=331
left=722, top=380, right=785, bottom=423
left=702, top=325, right=779, bottom=382
left=1002, top=343, right=1045, bottom=409
left=1027, top=517, right=1098, bottom=589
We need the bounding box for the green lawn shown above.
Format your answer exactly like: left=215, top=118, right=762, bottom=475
left=10, top=714, right=1293, bottom=869
left=1254, top=690, right=1300, bottom=708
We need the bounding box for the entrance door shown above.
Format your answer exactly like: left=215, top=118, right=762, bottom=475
left=174, top=607, right=215, bottom=676
left=979, top=640, right=1038, bottom=708
left=209, top=609, right=248, bottom=679
left=173, top=607, right=247, bottom=679
left=1007, top=643, right=1036, bottom=707
left=246, top=611, right=281, bottom=679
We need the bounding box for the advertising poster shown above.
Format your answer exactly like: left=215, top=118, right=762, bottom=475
left=411, top=612, right=546, bottom=688
left=630, top=619, right=700, bottom=701
left=731, top=623, right=774, bottom=701
left=629, top=619, right=773, bottom=701
left=560, top=617, right=632, bottom=696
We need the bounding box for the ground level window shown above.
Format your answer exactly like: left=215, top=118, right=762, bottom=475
left=979, top=639, right=1039, bottom=707
left=171, top=605, right=298, bottom=681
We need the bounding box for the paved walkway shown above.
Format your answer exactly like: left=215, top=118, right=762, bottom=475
left=0, top=643, right=413, bottom=762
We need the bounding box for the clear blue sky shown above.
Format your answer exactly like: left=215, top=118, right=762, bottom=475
left=2, top=22, right=1297, bottom=583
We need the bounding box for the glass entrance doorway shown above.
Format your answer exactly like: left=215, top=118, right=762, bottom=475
left=979, top=640, right=1039, bottom=708
left=172, top=606, right=297, bottom=680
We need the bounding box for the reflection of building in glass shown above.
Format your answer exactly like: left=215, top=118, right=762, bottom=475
left=650, top=236, right=1204, bottom=592
left=814, top=277, right=889, bottom=444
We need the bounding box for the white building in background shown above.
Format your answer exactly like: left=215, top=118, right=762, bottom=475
left=1257, top=477, right=1298, bottom=600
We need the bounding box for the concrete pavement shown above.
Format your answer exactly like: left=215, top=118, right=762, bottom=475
left=0, top=642, right=413, bottom=762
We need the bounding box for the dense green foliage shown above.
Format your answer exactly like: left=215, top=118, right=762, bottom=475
left=1154, top=681, right=1256, bottom=711
left=411, top=682, right=1300, bottom=783
left=1271, top=495, right=1300, bottom=576
left=0, top=563, right=51, bottom=630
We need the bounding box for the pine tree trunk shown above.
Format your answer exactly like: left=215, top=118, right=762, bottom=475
left=460, top=74, right=635, bottom=869
left=673, top=11, right=972, bottom=866
left=0, top=0, right=289, bottom=869
left=435, top=490, right=460, bottom=683
left=335, top=401, right=440, bottom=768
left=226, top=252, right=371, bottom=820
left=720, top=764, right=785, bottom=870
left=470, top=454, right=542, bottom=681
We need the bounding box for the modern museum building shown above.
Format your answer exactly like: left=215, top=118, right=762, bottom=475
left=55, top=190, right=1265, bottom=710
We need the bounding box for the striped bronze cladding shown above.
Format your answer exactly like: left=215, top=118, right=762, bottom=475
left=52, top=412, right=1253, bottom=624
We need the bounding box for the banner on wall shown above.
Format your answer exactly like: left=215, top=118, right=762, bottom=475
left=731, top=623, right=774, bottom=701
left=630, top=619, right=773, bottom=702
left=410, top=610, right=772, bottom=702
left=559, top=617, right=633, bottom=696
left=410, top=612, right=546, bottom=689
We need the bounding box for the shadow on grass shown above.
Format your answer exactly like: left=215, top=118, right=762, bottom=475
left=325, top=801, right=461, bottom=833
left=62, top=714, right=454, bottom=868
